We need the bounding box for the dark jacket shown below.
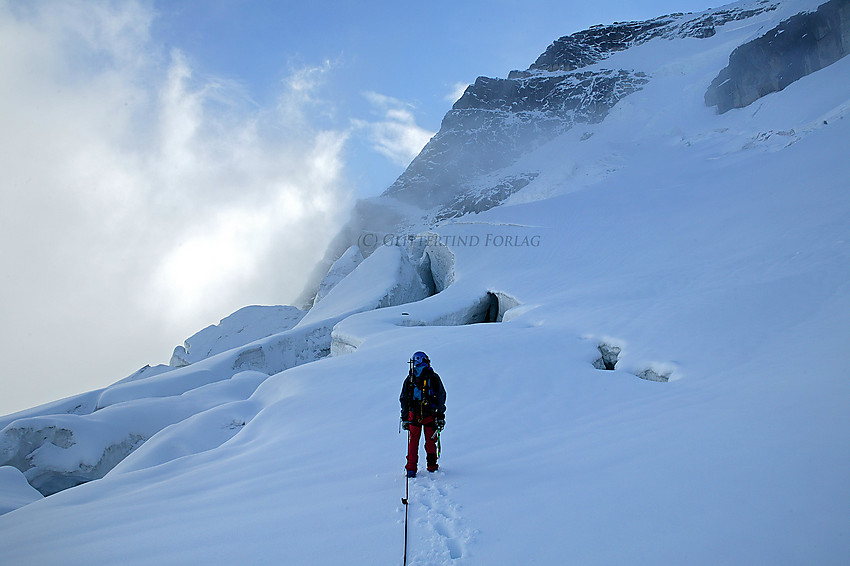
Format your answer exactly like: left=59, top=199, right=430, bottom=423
left=400, top=366, right=446, bottom=422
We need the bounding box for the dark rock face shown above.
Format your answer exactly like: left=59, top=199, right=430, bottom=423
left=519, top=3, right=780, bottom=75
left=382, top=2, right=780, bottom=216
left=305, top=2, right=804, bottom=302
left=706, top=0, right=850, bottom=113
left=454, top=70, right=649, bottom=117
left=523, top=16, right=682, bottom=74
left=384, top=69, right=649, bottom=214
left=433, top=173, right=539, bottom=223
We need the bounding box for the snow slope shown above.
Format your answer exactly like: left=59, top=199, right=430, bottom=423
left=1, top=1, right=849, bottom=564
left=0, top=466, right=42, bottom=515
left=169, top=305, right=306, bottom=367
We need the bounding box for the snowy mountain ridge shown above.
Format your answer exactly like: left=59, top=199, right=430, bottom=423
left=380, top=0, right=786, bottom=215
left=312, top=0, right=844, bottom=275
left=521, top=0, right=781, bottom=74
left=2, top=1, right=849, bottom=564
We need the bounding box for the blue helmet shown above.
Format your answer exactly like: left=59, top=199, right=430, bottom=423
left=411, top=351, right=430, bottom=367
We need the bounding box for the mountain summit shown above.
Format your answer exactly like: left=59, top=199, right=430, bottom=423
left=383, top=1, right=782, bottom=215
left=2, top=1, right=849, bottom=564
left=311, top=0, right=848, bottom=291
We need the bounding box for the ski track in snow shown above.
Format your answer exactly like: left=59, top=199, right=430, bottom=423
left=405, top=472, right=475, bottom=564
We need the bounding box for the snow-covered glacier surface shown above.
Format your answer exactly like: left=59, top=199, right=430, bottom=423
left=0, top=466, right=42, bottom=515
left=0, top=241, right=437, bottom=499
left=1, top=1, right=849, bottom=564
left=169, top=305, right=306, bottom=367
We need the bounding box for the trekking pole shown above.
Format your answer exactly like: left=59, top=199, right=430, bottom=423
left=401, top=430, right=410, bottom=566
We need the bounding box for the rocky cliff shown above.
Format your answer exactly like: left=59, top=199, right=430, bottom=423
left=300, top=0, right=823, bottom=308
left=706, top=0, right=850, bottom=113
left=380, top=2, right=781, bottom=222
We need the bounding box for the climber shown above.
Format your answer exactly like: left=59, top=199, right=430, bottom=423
left=400, top=351, right=446, bottom=477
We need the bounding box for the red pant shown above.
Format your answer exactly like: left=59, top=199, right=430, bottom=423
left=406, top=416, right=438, bottom=472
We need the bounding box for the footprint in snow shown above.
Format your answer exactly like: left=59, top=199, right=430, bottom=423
left=407, top=473, right=474, bottom=564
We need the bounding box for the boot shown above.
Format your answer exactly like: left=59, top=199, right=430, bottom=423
left=426, top=453, right=438, bottom=473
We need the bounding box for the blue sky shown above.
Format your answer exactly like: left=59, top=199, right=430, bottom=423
left=149, top=0, right=720, bottom=196
left=0, top=0, right=717, bottom=415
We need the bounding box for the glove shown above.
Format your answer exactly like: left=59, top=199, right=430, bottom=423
left=435, top=418, right=445, bottom=431
left=401, top=420, right=410, bottom=431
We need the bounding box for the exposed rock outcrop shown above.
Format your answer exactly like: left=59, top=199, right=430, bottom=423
left=382, top=2, right=781, bottom=218
left=382, top=68, right=649, bottom=214
left=524, top=2, right=779, bottom=74
left=300, top=1, right=792, bottom=305
left=383, top=69, right=649, bottom=214
left=706, top=0, right=850, bottom=113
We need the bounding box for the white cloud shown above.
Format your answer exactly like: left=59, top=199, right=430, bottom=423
left=446, top=81, right=470, bottom=103
left=0, top=1, right=351, bottom=415
left=355, top=91, right=435, bottom=167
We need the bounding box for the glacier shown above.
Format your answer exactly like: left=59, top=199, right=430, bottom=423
left=169, top=305, right=306, bottom=368
left=1, top=1, right=849, bottom=564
